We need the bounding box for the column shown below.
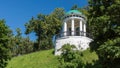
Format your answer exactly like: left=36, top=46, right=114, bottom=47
left=79, top=20, right=82, bottom=36
left=84, top=22, right=86, bottom=36
left=71, top=19, right=75, bottom=36
left=63, top=21, right=67, bottom=36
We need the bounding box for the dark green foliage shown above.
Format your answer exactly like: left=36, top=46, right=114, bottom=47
left=0, top=20, right=11, bottom=68
left=88, top=0, right=120, bottom=40
left=71, top=5, right=78, bottom=10
left=58, top=44, right=85, bottom=68
left=88, top=0, right=120, bottom=67
left=98, top=38, right=120, bottom=68
left=71, top=5, right=89, bottom=16
left=10, top=28, right=34, bottom=56
left=25, top=8, right=65, bottom=50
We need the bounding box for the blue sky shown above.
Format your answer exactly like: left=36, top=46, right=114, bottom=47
left=0, top=0, right=88, bottom=40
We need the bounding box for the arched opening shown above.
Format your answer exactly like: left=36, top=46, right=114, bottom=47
left=68, top=28, right=71, bottom=36
left=74, top=19, right=80, bottom=36
left=76, top=27, right=80, bottom=36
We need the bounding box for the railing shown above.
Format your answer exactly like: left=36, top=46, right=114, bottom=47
left=52, top=31, right=93, bottom=45
left=54, top=31, right=93, bottom=39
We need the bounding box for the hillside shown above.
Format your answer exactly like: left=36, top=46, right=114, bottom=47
left=6, top=49, right=98, bottom=68
left=6, top=49, right=59, bottom=68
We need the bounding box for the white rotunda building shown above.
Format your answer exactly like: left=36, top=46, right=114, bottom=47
left=54, top=10, right=92, bottom=55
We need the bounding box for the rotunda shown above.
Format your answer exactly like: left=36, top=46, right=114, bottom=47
left=54, top=10, right=92, bottom=55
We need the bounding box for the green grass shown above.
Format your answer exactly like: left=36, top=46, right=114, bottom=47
left=6, top=49, right=98, bottom=68
left=6, top=49, right=59, bottom=68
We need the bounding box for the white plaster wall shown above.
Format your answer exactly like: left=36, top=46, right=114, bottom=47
left=55, top=36, right=92, bottom=55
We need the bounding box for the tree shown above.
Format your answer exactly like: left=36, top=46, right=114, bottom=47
left=98, top=38, right=120, bottom=68
left=0, top=20, right=11, bottom=68
left=58, top=44, right=85, bottom=68
left=10, top=28, right=34, bottom=56
left=71, top=5, right=78, bottom=10
left=71, top=5, right=89, bottom=16
left=25, top=8, right=65, bottom=50
left=22, top=37, right=34, bottom=54
left=88, top=0, right=120, bottom=67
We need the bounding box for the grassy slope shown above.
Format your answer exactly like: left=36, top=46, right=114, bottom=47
left=6, top=49, right=59, bottom=68
left=6, top=49, right=98, bottom=68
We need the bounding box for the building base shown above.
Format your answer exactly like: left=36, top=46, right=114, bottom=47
left=55, top=36, right=92, bottom=55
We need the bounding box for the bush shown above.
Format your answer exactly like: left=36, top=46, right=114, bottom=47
left=58, top=44, right=85, bottom=68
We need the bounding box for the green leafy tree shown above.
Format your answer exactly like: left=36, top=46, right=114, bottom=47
left=71, top=5, right=78, bottom=10
left=88, top=0, right=120, bottom=67
left=25, top=8, right=65, bottom=50
left=10, top=28, right=34, bottom=56
left=58, top=44, right=85, bottom=68
left=71, top=5, right=89, bottom=16
left=22, top=37, right=34, bottom=54
left=0, top=20, right=11, bottom=68
left=98, top=38, right=120, bottom=68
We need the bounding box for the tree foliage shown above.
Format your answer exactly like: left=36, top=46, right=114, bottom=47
left=0, top=20, right=11, bottom=68
left=88, top=0, right=120, bottom=67
left=71, top=5, right=89, bottom=16
left=58, top=44, right=84, bottom=68
left=25, top=8, right=65, bottom=50
left=10, top=28, right=34, bottom=56
left=98, top=38, right=120, bottom=68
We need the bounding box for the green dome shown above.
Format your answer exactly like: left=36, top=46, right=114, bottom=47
left=66, top=10, right=82, bottom=15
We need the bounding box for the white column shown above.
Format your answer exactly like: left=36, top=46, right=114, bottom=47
left=80, top=20, right=82, bottom=36
left=71, top=19, right=75, bottom=36
left=84, top=23, right=86, bottom=36
left=63, top=21, right=67, bottom=36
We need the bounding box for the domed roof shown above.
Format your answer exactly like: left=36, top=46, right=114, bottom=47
left=65, top=10, right=82, bottom=15
left=63, top=10, right=87, bottom=21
